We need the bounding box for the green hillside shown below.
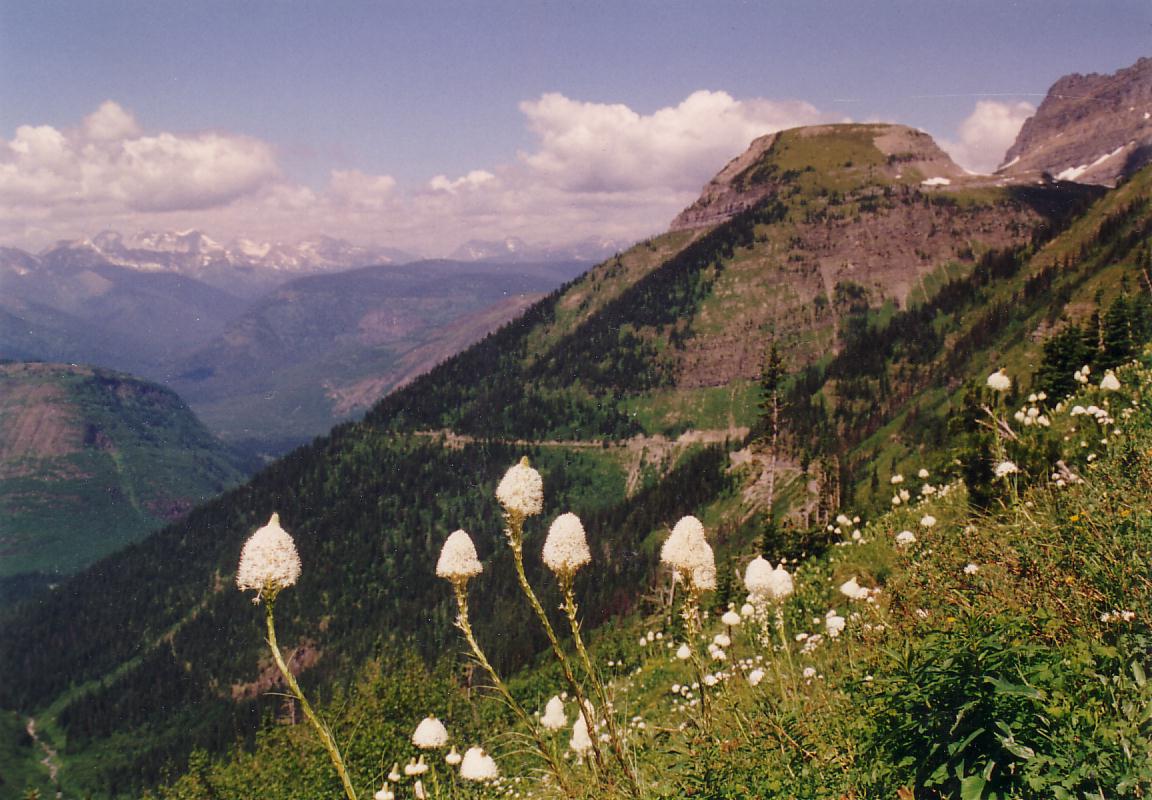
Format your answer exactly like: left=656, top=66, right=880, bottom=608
left=0, top=362, right=247, bottom=581
left=0, top=133, right=1147, bottom=799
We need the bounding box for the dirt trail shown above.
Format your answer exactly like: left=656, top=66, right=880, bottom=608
left=25, top=717, right=63, bottom=798
left=411, top=427, right=749, bottom=496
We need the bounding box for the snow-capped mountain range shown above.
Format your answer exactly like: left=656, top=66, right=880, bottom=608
left=7, top=230, right=413, bottom=295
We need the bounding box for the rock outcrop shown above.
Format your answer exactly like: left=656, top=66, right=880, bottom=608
left=999, top=57, right=1152, bottom=186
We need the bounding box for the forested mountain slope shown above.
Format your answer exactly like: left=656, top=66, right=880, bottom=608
left=0, top=126, right=1147, bottom=799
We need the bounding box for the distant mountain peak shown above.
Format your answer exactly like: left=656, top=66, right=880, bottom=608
left=999, top=57, right=1152, bottom=186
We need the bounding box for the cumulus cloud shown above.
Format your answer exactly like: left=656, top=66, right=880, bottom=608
left=1, top=91, right=842, bottom=255
left=519, top=90, right=841, bottom=192
left=939, top=100, right=1035, bottom=174
left=327, top=169, right=397, bottom=210
left=0, top=100, right=280, bottom=213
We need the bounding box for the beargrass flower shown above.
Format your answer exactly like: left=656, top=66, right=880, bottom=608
left=542, top=512, right=592, bottom=577
left=459, top=747, right=499, bottom=781
left=964, top=563, right=980, bottom=575
left=661, top=515, right=713, bottom=577
left=994, top=460, right=1019, bottom=477
left=676, top=643, right=692, bottom=660
left=436, top=529, right=483, bottom=583
left=713, top=633, right=731, bottom=648
left=918, top=468, right=930, bottom=479
left=825, top=612, right=846, bottom=637
left=692, top=561, right=717, bottom=591
left=412, top=717, right=449, bottom=749
left=404, top=756, right=428, bottom=776
left=445, top=746, right=462, bottom=766
left=1101, top=370, right=1121, bottom=391
left=414, top=780, right=426, bottom=800
left=895, top=530, right=917, bottom=547
left=747, top=668, right=765, bottom=686
left=540, top=696, right=567, bottom=730
left=920, top=514, right=937, bottom=528
left=721, top=609, right=741, bottom=626
left=496, top=457, right=543, bottom=517
left=839, top=577, right=871, bottom=600
left=743, top=555, right=774, bottom=596
left=374, top=789, right=394, bottom=800
left=740, top=602, right=756, bottom=617
left=388, top=763, right=401, bottom=782
left=569, top=717, right=593, bottom=754
left=986, top=368, right=1011, bottom=392
left=236, top=513, right=302, bottom=598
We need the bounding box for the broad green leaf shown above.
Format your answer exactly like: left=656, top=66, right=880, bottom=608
left=960, top=774, right=986, bottom=800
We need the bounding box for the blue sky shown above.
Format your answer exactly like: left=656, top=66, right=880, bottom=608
left=1, top=0, right=1147, bottom=254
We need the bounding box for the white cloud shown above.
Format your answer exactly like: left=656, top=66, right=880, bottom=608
left=0, top=101, right=280, bottom=214
left=428, top=169, right=496, bottom=193
left=327, top=169, right=397, bottom=209
left=939, top=100, right=1035, bottom=174
left=0, top=91, right=843, bottom=255
left=519, top=90, right=841, bottom=192
left=83, top=100, right=141, bottom=141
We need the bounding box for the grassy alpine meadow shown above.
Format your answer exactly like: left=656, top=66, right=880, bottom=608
left=139, top=355, right=1152, bottom=800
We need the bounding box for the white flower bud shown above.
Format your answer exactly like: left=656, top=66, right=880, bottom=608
left=436, top=530, right=483, bottom=582
left=412, top=716, right=450, bottom=749
left=540, top=696, right=567, bottom=730
left=496, top=458, right=543, bottom=517
left=236, top=513, right=302, bottom=597
left=459, top=747, right=499, bottom=781
left=542, top=513, right=592, bottom=577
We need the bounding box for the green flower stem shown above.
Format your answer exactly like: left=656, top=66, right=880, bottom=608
left=679, top=583, right=711, bottom=725
left=504, top=513, right=608, bottom=776
left=560, top=581, right=642, bottom=798
left=451, top=583, right=574, bottom=797
left=264, top=598, right=359, bottom=800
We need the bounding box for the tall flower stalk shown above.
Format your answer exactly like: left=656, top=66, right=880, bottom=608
left=436, top=529, right=574, bottom=797
left=495, top=459, right=609, bottom=776
left=660, top=516, right=717, bottom=724
left=545, top=512, right=642, bottom=797
left=238, top=514, right=358, bottom=800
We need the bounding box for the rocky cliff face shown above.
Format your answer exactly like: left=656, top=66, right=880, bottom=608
left=1000, top=57, right=1152, bottom=186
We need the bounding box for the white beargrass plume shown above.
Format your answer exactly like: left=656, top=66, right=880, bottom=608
left=692, top=560, right=717, bottom=592
left=239, top=514, right=356, bottom=800
left=445, top=746, right=462, bottom=766
left=743, top=556, right=774, bottom=597
left=496, top=456, right=543, bottom=519
left=994, top=460, right=1019, bottom=477
left=721, top=609, right=741, bottom=627
left=1100, top=370, right=1121, bottom=391
left=839, top=577, right=871, bottom=600
left=569, top=715, right=593, bottom=754
left=661, top=515, right=714, bottom=576
left=542, top=512, right=592, bottom=578
left=459, top=747, right=499, bottom=781
left=895, top=530, right=917, bottom=547
left=373, top=789, right=394, bottom=800
left=236, top=513, right=301, bottom=599
left=986, top=368, right=1011, bottom=392
left=436, top=529, right=483, bottom=584
left=412, top=717, right=450, bottom=749
left=540, top=695, right=567, bottom=730
left=767, top=564, right=794, bottom=601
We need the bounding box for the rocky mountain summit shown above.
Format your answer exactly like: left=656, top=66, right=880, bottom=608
left=1000, top=56, right=1152, bottom=186
left=670, top=123, right=968, bottom=231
